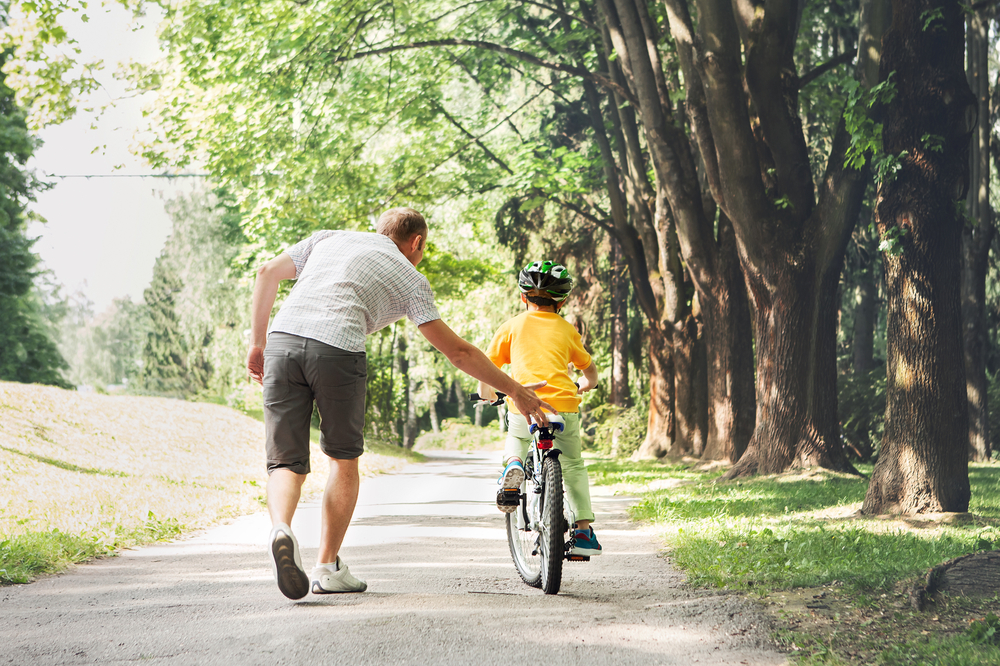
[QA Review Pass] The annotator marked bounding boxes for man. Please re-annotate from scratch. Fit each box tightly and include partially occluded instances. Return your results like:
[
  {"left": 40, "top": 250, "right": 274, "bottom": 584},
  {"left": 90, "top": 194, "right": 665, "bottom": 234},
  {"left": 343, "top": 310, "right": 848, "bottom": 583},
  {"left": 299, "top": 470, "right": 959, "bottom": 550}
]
[{"left": 247, "top": 207, "right": 552, "bottom": 600}]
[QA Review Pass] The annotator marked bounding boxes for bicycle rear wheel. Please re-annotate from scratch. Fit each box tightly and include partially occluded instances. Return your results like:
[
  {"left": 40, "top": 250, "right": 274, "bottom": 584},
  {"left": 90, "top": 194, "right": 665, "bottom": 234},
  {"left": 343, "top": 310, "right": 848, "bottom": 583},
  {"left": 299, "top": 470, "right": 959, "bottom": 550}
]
[
  {"left": 539, "top": 456, "right": 565, "bottom": 595},
  {"left": 506, "top": 482, "right": 541, "bottom": 588}
]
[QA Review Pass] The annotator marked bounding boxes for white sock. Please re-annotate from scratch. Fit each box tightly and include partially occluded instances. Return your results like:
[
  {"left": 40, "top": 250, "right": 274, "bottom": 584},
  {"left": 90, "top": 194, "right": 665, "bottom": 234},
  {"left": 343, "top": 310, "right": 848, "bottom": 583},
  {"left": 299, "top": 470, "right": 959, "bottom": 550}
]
[{"left": 316, "top": 561, "right": 339, "bottom": 571}]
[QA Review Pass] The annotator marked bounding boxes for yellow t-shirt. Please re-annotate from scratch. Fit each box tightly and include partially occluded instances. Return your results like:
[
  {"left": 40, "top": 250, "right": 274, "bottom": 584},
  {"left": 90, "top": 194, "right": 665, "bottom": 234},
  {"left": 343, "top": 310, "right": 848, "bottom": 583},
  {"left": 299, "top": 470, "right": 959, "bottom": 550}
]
[{"left": 486, "top": 311, "right": 593, "bottom": 413}]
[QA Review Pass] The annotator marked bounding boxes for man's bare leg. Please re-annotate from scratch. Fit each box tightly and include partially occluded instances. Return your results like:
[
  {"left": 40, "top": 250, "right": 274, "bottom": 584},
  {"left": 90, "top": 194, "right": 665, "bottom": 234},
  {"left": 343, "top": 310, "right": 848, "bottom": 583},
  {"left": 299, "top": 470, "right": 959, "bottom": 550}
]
[
  {"left": 317, "top": 457, "right": 360, "bottom": 564},
  {"left": 267, "top": 468, "right": 307, "bottom": 526}
]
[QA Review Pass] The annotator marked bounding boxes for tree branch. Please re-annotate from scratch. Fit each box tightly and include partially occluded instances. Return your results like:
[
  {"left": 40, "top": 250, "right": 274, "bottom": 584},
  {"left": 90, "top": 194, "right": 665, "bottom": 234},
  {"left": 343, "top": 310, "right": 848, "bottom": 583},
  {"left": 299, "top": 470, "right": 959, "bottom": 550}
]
[
  {"left": 433, "top": 103, "right": 514, "bottom": 174},
  {"left": 380, "top": 89, "right": 546, "bottom": 206},
  {"left": 799, "top": 51, "right": 854, "bottom": 89},
  {"left": 327, "top": 38, "right": 638, "bottom": 105},
  {"left": 520, "top": 0, "right": 596, "bottom": 29},
  {"left": 445, "top": 49, "right": 525, "bottom": 140}
]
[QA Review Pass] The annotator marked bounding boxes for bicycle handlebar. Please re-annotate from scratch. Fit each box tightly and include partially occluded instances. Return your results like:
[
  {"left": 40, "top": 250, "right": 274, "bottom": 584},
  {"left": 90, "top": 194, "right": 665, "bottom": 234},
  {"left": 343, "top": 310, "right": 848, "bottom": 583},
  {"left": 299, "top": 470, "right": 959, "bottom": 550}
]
[{"left": 469, "top": 391, "right": 506, "bottom": 407}]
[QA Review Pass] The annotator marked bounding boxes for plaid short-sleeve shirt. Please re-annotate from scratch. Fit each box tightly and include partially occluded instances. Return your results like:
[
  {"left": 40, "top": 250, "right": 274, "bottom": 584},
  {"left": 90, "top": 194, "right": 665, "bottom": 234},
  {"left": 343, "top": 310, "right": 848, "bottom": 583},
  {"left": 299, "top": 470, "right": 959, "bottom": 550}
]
[{"left": 269, "top": 230, "right": 441, "bottom": 352}]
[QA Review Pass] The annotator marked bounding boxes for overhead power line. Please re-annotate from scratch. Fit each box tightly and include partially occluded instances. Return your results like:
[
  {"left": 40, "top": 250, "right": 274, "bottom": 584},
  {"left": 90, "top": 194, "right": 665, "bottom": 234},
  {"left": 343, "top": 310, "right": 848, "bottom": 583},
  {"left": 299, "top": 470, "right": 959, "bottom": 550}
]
[{"left": 43, "top": 172, "right": 211, "bottom": 179}]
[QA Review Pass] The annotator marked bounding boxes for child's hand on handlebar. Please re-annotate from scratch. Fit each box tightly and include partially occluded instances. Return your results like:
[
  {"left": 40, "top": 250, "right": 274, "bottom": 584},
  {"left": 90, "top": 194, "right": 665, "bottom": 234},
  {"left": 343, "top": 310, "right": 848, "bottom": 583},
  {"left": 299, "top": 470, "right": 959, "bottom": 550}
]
[{"left": 477, "top": 382, "right": 498, "bottom": 404}]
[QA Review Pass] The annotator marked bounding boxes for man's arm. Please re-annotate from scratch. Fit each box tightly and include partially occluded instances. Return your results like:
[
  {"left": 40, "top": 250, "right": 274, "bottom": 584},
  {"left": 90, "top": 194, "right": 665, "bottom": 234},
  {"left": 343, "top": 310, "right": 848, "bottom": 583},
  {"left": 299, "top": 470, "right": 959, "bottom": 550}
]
[
  {"left": 246, "top": 253, "right": 297, "bottom": 384},
  {"left": 577, "top": 361, "right": 599, "bottom": 394},
  {"left": 418, "top": 319, "right": 553, "bottom": 425}
]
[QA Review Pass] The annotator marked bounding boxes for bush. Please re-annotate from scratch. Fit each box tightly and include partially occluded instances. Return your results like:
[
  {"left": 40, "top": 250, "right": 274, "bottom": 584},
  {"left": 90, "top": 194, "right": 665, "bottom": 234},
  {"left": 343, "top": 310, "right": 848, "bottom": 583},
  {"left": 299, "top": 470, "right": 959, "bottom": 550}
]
[
  {"left": 588, "top": 403, "right": 648, "bottom": 458},
  {"left": 414, "top": 418, "right": 505, "bottom": 451},
  {"left": 838, "top": 368, "right": 886, "bottom": 460}
]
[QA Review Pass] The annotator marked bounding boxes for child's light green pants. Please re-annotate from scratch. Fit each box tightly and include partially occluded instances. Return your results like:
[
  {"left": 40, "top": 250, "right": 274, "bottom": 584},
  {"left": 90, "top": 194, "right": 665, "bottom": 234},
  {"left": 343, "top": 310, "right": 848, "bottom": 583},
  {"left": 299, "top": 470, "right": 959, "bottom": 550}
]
[{"left": 503, "top": 412, "right": 595, "bottom": 523}]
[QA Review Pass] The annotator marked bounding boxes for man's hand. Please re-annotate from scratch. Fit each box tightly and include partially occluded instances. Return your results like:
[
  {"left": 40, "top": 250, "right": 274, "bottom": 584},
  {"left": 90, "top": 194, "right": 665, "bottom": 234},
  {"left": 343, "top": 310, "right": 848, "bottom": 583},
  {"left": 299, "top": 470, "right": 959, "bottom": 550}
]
[
  {"left": 508, "top": 381, "right": 553, "bottom": 427},
  {"left": 247, "top": 345, "right": 264, "bottom": 385}
]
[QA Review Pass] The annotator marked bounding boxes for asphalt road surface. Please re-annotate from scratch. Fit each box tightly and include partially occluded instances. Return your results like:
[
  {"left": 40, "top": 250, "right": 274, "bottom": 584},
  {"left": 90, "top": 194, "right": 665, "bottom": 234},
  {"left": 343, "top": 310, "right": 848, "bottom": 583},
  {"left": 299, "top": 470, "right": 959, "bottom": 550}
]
[{"left": 2, "top": 451, "right": 787, "bottom": 665}]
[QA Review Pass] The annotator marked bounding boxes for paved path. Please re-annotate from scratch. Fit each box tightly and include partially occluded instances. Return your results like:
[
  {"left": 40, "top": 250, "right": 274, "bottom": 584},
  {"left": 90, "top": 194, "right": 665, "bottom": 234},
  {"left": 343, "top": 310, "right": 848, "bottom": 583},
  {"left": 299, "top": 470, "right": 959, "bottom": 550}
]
[{"left": 1, "top": 451, "right": 786, "bottom": 665}]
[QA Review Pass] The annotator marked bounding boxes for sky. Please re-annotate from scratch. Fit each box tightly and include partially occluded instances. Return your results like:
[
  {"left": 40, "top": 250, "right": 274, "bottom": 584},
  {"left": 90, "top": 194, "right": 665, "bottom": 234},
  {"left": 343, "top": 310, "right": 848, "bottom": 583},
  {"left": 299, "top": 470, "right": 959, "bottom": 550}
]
[{"left": 25, "top": 3, "right": 205, "bottom": 314}]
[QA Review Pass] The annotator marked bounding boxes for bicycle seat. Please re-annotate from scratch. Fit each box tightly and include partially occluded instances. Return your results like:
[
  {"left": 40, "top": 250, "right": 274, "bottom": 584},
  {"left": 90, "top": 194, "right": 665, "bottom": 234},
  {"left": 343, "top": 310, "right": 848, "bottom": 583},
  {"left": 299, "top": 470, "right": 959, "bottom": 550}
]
[{"left": 529, "top": 414, "right": 565, "bottom": 434}]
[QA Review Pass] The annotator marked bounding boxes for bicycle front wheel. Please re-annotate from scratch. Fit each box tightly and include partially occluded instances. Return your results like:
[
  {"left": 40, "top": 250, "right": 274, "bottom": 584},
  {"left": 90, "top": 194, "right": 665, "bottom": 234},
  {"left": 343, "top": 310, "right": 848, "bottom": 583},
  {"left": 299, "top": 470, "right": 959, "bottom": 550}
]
[
  {"left": 539, "top": 456, "right": 565, "bottom": 595},
  {"left": 507, "top": 482, "right": 541, "bottom": 588}
]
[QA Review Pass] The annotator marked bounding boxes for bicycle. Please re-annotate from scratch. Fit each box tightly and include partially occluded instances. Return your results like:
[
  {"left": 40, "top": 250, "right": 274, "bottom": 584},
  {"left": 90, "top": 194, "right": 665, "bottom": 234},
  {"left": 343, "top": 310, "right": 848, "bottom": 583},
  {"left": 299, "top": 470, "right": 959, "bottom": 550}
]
[{"left": 470, "top": 392, "right": 590, "bottom": 595}]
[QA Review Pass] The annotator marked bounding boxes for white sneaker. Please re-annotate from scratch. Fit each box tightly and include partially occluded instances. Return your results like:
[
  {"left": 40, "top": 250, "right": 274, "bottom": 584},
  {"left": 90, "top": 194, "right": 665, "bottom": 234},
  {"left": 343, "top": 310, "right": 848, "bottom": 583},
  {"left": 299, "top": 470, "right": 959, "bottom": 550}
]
[
  {"left": 269, "top": 523, "right": 309, "bottom": 600},
  {"left": 311, "top": 556, "right": 368, "bottom": 593}
]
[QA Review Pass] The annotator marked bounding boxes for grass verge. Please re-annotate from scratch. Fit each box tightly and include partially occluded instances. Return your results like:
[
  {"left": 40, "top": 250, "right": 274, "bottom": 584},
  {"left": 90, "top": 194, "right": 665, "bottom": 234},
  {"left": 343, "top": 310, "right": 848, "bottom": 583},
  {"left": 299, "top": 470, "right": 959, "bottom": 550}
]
[{"left": 587, "top": 458, "right": 1000, "bottom": 665}]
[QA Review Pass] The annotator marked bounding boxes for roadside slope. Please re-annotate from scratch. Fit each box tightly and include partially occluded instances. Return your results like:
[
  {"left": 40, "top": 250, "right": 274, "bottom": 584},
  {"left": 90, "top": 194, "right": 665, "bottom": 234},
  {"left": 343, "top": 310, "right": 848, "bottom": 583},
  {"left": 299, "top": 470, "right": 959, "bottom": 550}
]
[{"left": 0, "top": 381, "right": 408, "bottom": 580}]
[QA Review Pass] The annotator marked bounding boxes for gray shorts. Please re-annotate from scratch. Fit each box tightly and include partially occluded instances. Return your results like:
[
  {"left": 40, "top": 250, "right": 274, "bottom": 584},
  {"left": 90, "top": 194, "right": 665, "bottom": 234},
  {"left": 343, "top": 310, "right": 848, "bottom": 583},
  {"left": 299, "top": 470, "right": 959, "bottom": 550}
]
[{"left": 263, "top": 332, "right": 367, "bottom": 474}]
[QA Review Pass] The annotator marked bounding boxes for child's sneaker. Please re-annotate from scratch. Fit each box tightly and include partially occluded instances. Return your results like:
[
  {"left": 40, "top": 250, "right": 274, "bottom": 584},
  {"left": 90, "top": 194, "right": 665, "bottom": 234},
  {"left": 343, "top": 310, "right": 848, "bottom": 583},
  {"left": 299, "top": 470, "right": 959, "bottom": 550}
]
[
  {"left": 497, "top": 459, "right": 525, "bottom": 489},
  {"left": 496, "top": 460, "right": 524, "bottom": 513},
  {"left": 570, "top": 528, "right": 602, "bottom": 557}
]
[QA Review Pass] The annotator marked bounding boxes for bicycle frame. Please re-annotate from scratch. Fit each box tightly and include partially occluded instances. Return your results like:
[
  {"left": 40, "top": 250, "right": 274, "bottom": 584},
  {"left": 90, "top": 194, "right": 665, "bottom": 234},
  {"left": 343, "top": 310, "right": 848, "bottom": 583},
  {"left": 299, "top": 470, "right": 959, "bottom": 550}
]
[{"left": 471, "top": 392, "right": 585, "bottom": 594}]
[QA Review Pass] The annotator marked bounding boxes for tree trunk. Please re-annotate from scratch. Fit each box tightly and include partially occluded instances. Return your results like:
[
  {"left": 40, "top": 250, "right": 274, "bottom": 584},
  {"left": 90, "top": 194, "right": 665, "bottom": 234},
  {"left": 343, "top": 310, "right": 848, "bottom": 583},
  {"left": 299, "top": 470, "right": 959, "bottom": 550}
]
[
  {"left": 726, "top": 261, "right": 855, "bottom": 477},
  {"left": 911, "top": 550, "right": 1000, "bottom": 611},
  {"left": 474, "top": 402, "right": 484, "bottom": 427},
  {"left": 962, "top": 226, "right": 993, "bottom": 462},
  {"left": 671, "top": 314, "right": 702, "bottom": 458},
  {"left": 610, "top": 237, "right": 631, "bottom": 408},
  {"left": 961, "top": 9, "right": 994, "bottom": 463},
  {"left": 635, "top": 325, "right": 674, "bottom": 458},
  {"left": 404, "top": 374, "right": 418, "bottom": 449},
  {"left": 691, "top": 314, "right": 708, "bottom": 459},
  {"left": 862, "top": 0, "right": 974, "bottom": 515},
  {"left": 453, "top": 378, "right": 466, "bottom": 421},
  {"left": 429, "top": 391, "right": 440, "bottom": 434},
  {"left": 397, "top": 332, "right": 409, "bottom": 447},
  {"left": 852, "top": 260, "right": 879, "bottom": 374},
  {"left": 699, "top": 213, "right": 755, "bottom": 463}
]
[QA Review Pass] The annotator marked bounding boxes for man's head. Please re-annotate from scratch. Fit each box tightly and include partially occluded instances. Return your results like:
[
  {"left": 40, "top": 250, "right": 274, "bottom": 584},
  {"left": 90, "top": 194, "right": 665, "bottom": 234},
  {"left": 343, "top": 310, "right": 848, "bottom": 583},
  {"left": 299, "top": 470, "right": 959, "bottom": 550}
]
[
  {"left": 517, "top": 260, "right": 573, "bottom": 312},
  {"left": 377, "top": 207, "right": 428, "bottom": 266}
]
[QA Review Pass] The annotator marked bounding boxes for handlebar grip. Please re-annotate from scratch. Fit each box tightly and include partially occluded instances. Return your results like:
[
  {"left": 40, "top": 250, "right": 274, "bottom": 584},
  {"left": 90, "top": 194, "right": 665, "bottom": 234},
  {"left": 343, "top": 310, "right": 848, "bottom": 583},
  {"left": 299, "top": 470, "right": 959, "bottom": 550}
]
[{"left": 469, "top": 392, "right": 506, "bottom": 406}]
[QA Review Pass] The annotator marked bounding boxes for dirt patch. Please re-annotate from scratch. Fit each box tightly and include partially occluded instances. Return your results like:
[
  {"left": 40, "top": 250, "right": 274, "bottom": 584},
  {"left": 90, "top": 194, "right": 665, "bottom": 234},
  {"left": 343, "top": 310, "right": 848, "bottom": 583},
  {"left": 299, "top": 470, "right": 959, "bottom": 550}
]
[{"left": 767, "top": 581, "right": 1000, "bottom": 662}]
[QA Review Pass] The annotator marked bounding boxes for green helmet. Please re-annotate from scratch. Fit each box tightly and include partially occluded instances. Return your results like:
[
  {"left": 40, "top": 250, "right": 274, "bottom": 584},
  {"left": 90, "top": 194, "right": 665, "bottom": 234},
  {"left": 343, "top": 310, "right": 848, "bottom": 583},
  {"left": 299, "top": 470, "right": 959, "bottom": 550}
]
[{"left": 517, "top": 260, "right": 573, "bottom": 302}]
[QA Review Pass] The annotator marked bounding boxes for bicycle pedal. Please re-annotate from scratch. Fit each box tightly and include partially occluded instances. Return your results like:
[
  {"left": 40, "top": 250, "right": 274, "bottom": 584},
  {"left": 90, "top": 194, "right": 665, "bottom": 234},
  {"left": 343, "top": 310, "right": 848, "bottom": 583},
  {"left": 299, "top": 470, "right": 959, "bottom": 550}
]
[
  {"left": 566, "top": 555, "right": 591, "bottom": 562},
  {"left": 496, "top": 488, "right": 520, "bottom": 508}
]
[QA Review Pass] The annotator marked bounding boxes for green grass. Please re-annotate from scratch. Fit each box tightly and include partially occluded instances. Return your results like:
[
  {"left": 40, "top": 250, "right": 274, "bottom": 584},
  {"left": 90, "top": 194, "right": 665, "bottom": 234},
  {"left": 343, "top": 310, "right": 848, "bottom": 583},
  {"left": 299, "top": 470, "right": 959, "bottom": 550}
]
[
  {"left": 414, "top": 419, "right": 505, "bottom": 451},
  {"left": 597, "top": 459, "right": 1000, "bottom": 664},
  {"left": 1, "top": 512, "right": 183, "bottom": 584},
  {"left": 588, "top": 459, "right": 706, "bottom": 486}
]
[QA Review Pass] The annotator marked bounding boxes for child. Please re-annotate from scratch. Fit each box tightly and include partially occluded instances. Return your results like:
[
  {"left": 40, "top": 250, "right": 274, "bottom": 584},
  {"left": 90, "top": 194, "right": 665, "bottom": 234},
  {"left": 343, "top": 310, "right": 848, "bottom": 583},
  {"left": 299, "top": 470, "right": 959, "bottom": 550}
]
[{"left": 478, "top": 260, "right": 602, "bottom": 557}]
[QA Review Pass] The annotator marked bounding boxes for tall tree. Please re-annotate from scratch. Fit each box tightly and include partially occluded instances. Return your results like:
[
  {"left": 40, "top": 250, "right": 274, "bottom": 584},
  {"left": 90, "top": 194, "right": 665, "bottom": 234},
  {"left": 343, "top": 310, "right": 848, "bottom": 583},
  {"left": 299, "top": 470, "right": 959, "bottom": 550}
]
[
  {"left": 609, "top": 237, "right": 631, "bottom": 408},
  {"left": 960, "top": 6, "right": 994, "bottom": 463},
  {"left": 139, "top": 255, "right": 192, "bottom": 396},
  {"left": 610, "top": 0, "right": 887, "bottom": 475},
  {"left": 0, "top": 42, "right": 68, "bottom": 388},
  {"left": 862, "top": 0, "right": 975, "bottom": 515}
]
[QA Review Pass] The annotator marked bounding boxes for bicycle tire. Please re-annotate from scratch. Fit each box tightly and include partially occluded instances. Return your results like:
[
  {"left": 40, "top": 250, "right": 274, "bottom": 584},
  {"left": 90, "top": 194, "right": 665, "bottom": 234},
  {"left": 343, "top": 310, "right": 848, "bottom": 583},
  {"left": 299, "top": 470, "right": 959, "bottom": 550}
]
[
  {"left": 539, "top": 456, "right": 565, "bottom": 595},
  {"left": 507, "top": 482, "right": 542, "bottom": 587}
]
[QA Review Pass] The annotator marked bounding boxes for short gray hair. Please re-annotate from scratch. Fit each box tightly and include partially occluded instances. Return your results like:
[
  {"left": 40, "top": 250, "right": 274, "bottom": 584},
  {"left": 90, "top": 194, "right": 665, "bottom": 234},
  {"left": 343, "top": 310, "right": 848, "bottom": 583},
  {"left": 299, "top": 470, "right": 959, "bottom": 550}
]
[{"left": 376, "top": 207, "right": 428, "bottom": 243}]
